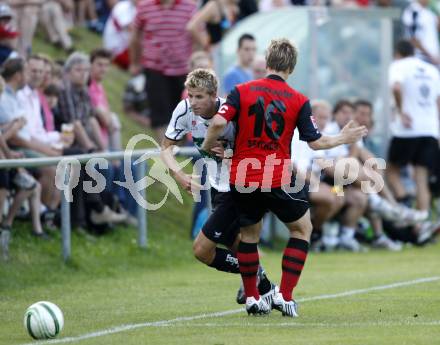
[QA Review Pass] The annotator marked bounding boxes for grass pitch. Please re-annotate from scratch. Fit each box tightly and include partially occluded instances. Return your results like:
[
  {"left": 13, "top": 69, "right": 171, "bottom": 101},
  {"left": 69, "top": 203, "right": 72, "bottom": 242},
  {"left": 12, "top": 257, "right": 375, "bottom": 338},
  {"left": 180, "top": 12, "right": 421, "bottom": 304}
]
[{"left": 1, "top": 233, "right": 439, "bottom": 345}]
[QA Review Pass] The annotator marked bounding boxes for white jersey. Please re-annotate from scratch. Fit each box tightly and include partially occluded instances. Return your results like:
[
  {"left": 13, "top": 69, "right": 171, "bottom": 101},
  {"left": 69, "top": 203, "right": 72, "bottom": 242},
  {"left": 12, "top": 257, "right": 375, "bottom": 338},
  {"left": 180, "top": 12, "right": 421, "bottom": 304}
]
[
  {"left": 165, "top": 97, "right": 235, "bottom": 192},
  {"left": 402, "top": 2, "right": 440, "bottom": 63},
  {"left": 389, "top": 56, "right": 440, "bottom": 138},
  {"left": 103, "top": 1, "right": 136, "bottom": 56}
]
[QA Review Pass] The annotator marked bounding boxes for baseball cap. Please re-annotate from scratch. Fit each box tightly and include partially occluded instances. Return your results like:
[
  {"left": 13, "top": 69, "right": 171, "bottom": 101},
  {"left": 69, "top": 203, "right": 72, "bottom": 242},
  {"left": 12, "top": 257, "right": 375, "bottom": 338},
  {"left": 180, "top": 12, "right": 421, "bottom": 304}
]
[{"left": 0, "top": 3, "right": 14, "bottom": 19}]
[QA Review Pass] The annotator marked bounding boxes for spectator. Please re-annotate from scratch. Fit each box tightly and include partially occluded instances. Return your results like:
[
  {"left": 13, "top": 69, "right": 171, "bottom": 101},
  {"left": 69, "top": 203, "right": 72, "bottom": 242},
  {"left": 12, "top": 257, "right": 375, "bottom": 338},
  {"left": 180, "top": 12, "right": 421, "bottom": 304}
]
[
  {"left": 353, "top": 99, "right": 381, "bottom": 157},
  {"left": 0, "top": 58, "right": 64, "bottom": 219},
  {"left": 402, "top": 0, "right": 440, "bottom": 65},
  {"left": 0, "top": 3, "right": 19, "bottom": 66},
  {"left": 252, "top": 55, "right": 266, "bottom": 80},
  {"left": 387, "top": 40, "right": 440, "bottom": 217},
  {"left": 39, "top": 0, "right": 74, "bottom": 53},
  {"left": 186, "top": 0, "right": 238, "bottom": 51},
  {"left": 129, "top": 0, "right": 196, "bottom": 141},
  {"left": 9, "top": 0, "right": 43, "bottom": 56},
  {"left": 56, "top": 52, "right": 106, "bottom": 152},
  {"left": 103, "top": 0, "right": 137, "bottom": 70},
  {"left": 88, "top": 48, "right": 122, "bottom": 152},
  {"left": 237, "top": 0, "right": 257, "bottom": 20},
  {"left": 222, "top": 33, "right": 256, "bottom": 95},
  {"left": 259, "top": 0, "right": 291, "bottom": 12}
]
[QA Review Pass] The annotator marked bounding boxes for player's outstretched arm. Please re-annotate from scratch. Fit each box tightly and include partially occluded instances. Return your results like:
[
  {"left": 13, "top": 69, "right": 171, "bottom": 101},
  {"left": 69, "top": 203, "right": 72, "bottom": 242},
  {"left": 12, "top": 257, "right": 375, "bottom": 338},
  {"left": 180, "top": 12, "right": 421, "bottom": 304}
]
[
  {"left": 201, "top": 114, "right": 227, "bottom": 153},
  {"left": 160, "top": 137, "right": 202, "bottom": 193},
  {"left": 308, "top": 120, "right": 368, "bottom": 151}
]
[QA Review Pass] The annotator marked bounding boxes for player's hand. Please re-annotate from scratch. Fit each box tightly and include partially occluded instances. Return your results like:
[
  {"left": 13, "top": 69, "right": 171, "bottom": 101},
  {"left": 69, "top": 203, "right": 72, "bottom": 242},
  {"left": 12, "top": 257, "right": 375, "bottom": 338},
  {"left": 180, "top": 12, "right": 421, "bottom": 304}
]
[
  {"left": 175, "top": 172, "right": 203, "bottom": 195},
  {"left": 400, "top": 113, "right": 412, "bottom": 129},
  {"left": 340, "top": 120, "right": 368, "bottom": 144}
]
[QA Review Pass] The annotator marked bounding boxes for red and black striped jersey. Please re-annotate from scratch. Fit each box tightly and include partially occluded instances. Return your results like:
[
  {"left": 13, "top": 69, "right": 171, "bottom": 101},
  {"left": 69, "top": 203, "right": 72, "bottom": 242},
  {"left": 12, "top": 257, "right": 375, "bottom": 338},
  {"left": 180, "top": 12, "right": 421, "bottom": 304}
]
[{"left": 218, "top": 75, "right": 321, "bottom": 188}]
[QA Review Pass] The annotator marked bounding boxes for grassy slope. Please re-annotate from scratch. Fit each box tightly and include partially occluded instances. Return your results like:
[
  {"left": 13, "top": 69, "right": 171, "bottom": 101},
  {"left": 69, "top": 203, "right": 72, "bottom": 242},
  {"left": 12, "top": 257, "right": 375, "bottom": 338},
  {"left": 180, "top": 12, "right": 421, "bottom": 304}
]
[{"left": 1, "top": 28, "right": 195, "bottom": 291}]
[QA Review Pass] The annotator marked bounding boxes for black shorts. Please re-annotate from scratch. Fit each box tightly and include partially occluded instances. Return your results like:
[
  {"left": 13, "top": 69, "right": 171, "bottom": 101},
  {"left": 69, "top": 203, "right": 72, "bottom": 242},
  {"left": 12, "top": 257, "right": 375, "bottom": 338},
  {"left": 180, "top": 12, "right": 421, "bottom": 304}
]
[
  {"left": 144, "top": 69, "right": 186, "bottom": 129},
  {"left": 0, "top": 169, "right": 11, "bottom": 189},
  {"left": 230, "top": 183, "right": 310, "bottom": 227},
  {"left": 201, "top": 189, "right": 240, "bottom": 247},
  {"left": 388, "top": 136, "right": 439, "bottom": 170}
]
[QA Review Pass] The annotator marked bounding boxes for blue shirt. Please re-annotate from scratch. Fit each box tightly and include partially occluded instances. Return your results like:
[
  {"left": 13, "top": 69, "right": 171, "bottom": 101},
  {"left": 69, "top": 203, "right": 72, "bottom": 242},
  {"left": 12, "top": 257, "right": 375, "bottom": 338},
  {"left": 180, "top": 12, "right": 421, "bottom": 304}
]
[{"left": 222, "top": 65, "right": 252, "bottom": 95}]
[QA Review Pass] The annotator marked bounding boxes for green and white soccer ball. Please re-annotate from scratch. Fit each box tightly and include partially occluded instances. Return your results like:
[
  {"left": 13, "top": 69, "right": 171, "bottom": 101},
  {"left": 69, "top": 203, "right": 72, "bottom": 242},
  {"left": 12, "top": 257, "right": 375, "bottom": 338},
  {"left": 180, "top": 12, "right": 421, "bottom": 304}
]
[{"left": 24, "top": 301, "right": 64, "bottom": 339}]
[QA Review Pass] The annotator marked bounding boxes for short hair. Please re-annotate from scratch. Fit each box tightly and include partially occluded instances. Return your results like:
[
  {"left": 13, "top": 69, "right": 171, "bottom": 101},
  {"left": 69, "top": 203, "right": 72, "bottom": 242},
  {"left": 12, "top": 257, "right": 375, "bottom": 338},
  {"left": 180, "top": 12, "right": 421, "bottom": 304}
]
[
  {"left": 44, "top": 84, "right": 60, "bottom": 97},
  {"left": 354, "top": 99, "right": 372, "bottom": 111},
  {"left": 311, "top": 99, "right": 331, "bottom": 113},
  {"left": 64, "top": 52, "right": 90, "bottom": 72},
  {"left": 238, "top": 33, "right": 255, "bottom": 49},
  {"left": 184, "top": 68, "right": 218, "bottom": 95},
  {"left": 90, "top": 48, "right": 112, "bottom": 63},
  {"left": 395, "top": 40, "right": 414, "bottom": 58},
  {"left": 333, "top": 99, "right": 354, "bottom": 115},
  {"left": 265, "top": 38, "right": 297, "bottom": 74},
  {"left": 1, "top": 58, "right": 25, "bottom": 80}
]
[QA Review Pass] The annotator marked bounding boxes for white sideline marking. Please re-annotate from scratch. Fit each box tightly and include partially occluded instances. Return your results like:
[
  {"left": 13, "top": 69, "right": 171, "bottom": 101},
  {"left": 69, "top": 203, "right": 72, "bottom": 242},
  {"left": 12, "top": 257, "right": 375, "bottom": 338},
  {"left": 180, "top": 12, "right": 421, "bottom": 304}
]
[
  {"left": 160, "top": 320, "right": 440, "bottom": 328},
  {"left": 20, "top": 276, "right": 440, "bottom": 345}
]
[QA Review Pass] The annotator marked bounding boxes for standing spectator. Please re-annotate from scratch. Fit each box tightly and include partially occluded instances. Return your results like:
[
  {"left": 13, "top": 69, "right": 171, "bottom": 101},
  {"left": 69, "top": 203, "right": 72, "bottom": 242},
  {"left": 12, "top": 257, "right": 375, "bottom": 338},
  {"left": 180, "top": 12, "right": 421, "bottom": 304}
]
[
  {"left": 387, "top": 40, "right": 440, "bottom": 217},
  {"left": 186, "top": 0, "right": 238, "bottom": 51},
  {"left": 237, "top": 0, "right": 257, "bottom": 20},
  {"left": 129, "top": 0, "right": 196, "bottom": 141},
  {"left": 402, "top": 0, "right": 440, "bottom": 66},
  {"left": 222, "top": 33, "right": 256, "bottom": 95},
  {"left": 39, "top": 0, "right": 74, "bottom": 53},
  {"left": 103, "top": 0, "right": 137, "bottom": 70},
  {"left": 9, "top": 0, "right": 43, "bottom": 56},
  {"left": 0, "top": 3, "right": 19, "bottom": 66}
]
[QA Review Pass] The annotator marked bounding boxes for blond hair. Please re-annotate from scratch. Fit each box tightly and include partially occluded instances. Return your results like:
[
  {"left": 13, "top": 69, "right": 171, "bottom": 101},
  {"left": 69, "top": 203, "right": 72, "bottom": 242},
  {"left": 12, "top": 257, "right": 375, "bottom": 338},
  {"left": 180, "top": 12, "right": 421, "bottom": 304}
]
[
  {"left": 265, "top": 38, "right": 298, "bottom": 74},
  {"left": 184, "top": 68, "right": 218, "bottom": 95}
]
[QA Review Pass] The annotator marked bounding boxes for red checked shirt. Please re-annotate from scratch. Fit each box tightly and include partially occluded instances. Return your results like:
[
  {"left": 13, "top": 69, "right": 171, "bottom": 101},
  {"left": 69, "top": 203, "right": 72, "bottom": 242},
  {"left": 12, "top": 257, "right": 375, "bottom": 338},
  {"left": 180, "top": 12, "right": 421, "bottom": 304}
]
[
  {"left": 134, "top": 0, "right": 196, "bottom": 76},
  {"left": 219, "top": 75, "right": 321, "bottom": 188}
]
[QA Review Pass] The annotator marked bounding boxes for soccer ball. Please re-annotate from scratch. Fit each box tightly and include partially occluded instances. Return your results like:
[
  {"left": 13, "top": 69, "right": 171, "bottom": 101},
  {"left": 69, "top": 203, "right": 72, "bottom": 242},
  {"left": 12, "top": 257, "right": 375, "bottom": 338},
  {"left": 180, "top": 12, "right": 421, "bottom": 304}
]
[{"left": 23, "top": 301, "right": 64, "bottom": 339}]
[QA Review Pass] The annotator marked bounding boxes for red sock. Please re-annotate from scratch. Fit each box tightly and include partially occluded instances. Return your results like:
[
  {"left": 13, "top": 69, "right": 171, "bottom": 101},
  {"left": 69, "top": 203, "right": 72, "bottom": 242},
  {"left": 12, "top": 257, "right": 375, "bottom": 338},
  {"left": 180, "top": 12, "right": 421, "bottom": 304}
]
[
  {"left": 280, "top": 238, "right": 309, "bottom": 301},
  {"left": 237, "top": 241, "right": 259, "bottom": 300}
]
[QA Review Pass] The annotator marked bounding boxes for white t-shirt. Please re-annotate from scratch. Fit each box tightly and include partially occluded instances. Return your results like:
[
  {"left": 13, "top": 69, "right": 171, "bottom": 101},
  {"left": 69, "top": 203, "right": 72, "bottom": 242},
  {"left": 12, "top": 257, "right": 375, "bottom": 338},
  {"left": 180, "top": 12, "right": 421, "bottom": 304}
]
[
  {"left": 103, "top": 0, "right": 136, "bottom": 56},
  {"left": 402, "top": 1, "right": 440, "bottom": 62},
  {"left": 165, "top": 98, "right": 235, "bottom": 192},
  {"left": 389, "top": 56, "right": 440, "bottom": 138}
]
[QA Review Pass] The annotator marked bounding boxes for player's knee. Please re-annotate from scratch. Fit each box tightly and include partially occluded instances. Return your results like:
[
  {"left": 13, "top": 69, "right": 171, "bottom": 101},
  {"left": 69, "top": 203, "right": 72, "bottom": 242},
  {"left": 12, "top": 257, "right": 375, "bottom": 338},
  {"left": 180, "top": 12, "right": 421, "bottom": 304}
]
[{"left": 192, "top": 242, "right": 211, "bottom": 265}]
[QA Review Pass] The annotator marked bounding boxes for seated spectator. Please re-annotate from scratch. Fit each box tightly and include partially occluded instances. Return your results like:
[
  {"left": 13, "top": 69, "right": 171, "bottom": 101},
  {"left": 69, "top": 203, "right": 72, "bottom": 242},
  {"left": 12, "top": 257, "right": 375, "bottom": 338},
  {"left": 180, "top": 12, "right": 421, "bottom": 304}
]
[
  {"left": 353, "top": 99, "right": 381, "bottom": 157},
  {"left": 0, "top": 3, "right": 19, "bottom": 66},
  {"left": 10, "top": 0, "right": 43, "bottom": 56},
  {"left": 103, "top": 0, "right": 137, "bottom": 70},
  {"left": 222, "top": 33, "right": 256, "bottom": 95},
  {"left": 252, "top": 55, "right": 266, "bottom": 80},
  {"left": 39, "top": 0, "right": 74, "bottom": 53},
  {"left": 56, "top": 52, "right": 106, "bottom": 152},
  {"left": 88, "top": 48, "right": 121, "bottom": 152}
]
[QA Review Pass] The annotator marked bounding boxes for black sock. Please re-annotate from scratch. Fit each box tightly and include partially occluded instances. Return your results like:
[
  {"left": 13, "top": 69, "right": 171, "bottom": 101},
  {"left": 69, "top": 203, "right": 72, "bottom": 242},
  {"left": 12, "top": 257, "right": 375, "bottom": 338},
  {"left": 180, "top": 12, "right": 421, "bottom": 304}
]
[
  {"left": 258, "top": 272, "right": 272, "bottom": 295},
  {"left": 208, "top": 248, "right": 240, "bottom": 273}
]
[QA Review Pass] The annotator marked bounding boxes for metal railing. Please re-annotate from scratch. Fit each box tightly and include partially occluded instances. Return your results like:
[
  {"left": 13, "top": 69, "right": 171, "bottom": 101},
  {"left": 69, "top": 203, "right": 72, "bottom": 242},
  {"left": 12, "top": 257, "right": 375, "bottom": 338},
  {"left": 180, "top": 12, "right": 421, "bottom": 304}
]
[{"left": 0, "top": 147, "right": 199, "bottom": 261}]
